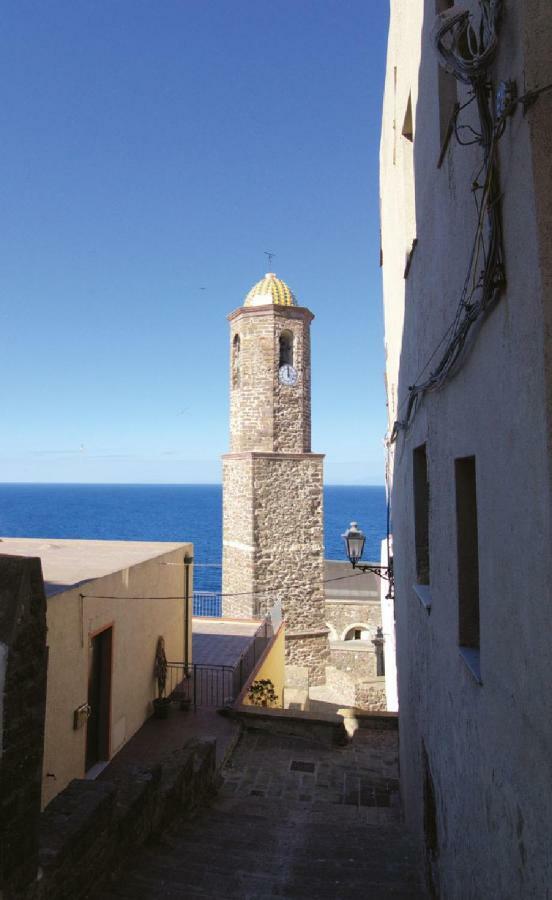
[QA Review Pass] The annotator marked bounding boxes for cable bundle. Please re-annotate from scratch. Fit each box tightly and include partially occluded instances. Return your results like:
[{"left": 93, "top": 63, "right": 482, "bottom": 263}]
[{"left": 390, "top": 0, "right": 505, "bottom": 443}]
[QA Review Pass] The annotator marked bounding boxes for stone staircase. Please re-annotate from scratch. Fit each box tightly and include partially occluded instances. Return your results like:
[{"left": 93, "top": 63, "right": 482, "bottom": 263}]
[{"left": 101, "top": 728, "right": 426, "bottom": 899}]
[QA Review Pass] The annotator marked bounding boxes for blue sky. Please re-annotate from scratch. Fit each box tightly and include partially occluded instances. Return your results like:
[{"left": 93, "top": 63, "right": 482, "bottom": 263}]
[{"left": 1, "top": 1, "right": 389, "bottom": 485}]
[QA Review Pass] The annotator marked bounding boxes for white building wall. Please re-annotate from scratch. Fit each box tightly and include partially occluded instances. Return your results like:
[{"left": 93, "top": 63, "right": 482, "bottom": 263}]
[
  {"left": 381, "top": 2, "right": 552, "bottom": 897},
  {"left": 379, "top": 539, "right": 397, "bottom": 712}
]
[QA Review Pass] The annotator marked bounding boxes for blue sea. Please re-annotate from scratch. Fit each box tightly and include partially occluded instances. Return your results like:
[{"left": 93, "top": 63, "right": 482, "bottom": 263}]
[{"left": 0, "top": 483, "right": 386, "bottom": 592}]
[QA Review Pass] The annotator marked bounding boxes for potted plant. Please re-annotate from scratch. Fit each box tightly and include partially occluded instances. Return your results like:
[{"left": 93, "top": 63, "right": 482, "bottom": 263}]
[
  {"left": 247, "top": 679, "right": 279, "bottom": 708},
  {"left": 153, "top": 636, "right": 171, "bottom": 719}
]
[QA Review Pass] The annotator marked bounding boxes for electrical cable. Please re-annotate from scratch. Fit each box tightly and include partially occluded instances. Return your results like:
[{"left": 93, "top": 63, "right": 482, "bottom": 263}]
[
  {"left": 390, "top": 0, "right": 506, "bottom": 444},
  {"left": 80, "top": 569, "right": 372, "bottom": 602}
]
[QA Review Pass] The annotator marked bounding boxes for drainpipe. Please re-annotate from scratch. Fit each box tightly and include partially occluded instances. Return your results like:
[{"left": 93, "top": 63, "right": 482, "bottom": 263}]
[{"left": 184, "top": 554, "right": 193, "bottom": 674}]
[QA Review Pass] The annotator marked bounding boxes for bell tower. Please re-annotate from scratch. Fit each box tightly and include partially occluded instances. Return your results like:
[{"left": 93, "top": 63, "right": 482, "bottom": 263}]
[{"left": 222, "top": 273, "right": 329, "bottom": 685}]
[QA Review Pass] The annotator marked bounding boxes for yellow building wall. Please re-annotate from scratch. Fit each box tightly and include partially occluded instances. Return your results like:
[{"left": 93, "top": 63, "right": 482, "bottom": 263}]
[
  {"left": 42, "top": 543, "right": 192, "bottom": 808},
  {"left": 242, "top": 624, "right": 285, "bottom": 708}
]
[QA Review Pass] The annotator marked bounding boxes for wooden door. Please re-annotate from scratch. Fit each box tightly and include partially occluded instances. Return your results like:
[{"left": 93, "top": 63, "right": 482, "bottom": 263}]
[{"left": 85, "top": 627, "right": 112, "bottom": 771}]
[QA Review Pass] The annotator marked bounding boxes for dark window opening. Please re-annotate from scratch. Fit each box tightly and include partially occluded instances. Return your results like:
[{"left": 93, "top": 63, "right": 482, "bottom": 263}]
[
  {"left": 455, "top": 456, "right": 480, "bottom": 649},
  {"left": 354, "top": 629, "right": 362, "bottom": 640},
  {"left": 413, "top": 444, "right": 430, "bottom": 585},
  {"left": 402, "top": 92, "right": 413, "bottom": 142},
  {"left": 232, "top": 333, "right": 240, "bottom": 387},
  {"left": 279, "top": 330, "right": 293, "bottom": 367}
]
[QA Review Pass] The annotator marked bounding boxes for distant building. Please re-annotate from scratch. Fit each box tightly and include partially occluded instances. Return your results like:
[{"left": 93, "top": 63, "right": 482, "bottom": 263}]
[
  {"left": 222, "top": 273, "right": 330, "bottom": 685},
  {"left": 0, "top": 537, "right": 191, "bottom": 807},
  {"left": 323, "top": 560, "right": 386, "bottom": 710},
  {"left": 381, "top": 1, "right": 552, "bottom": 896}
]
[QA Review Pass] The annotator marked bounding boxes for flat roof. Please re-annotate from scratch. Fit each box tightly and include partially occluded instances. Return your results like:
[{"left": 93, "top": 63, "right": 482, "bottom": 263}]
[
  {"left": 0, "top": 537, "right": 188, "bottom": 597},
  {"left": 324, "top": 559, "right": 380, "bottom": 600}
]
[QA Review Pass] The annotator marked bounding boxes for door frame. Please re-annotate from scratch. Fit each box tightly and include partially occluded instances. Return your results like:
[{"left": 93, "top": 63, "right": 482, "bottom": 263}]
[{"left": 85, "top": 622, "right": 114, "bottom": 771}]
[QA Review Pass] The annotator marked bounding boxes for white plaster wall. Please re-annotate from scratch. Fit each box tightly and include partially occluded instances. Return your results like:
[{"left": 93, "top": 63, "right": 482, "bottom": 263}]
[
  {"left": 42, "top": 543, "right": 190, "bottom": 808},
  {"left": 381, "top": 1, "right": 552, "bottom": 896},
  {"left": 380, "top": 539, "right": 398, "bottom": 712}
]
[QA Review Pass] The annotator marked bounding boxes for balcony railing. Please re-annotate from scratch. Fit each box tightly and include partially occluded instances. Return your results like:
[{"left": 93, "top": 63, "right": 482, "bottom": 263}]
[
  {"left": 193, "top": 591, "right": 222, "bottom": 617},
  {"left": 166, "top": 618, "right": 273, "bottom": 710}
]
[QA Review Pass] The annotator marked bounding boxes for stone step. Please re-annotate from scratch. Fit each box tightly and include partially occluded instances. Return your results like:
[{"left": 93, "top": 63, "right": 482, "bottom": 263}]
[{"left": 99, "top": 727, "right": 426, "bottom": 899}]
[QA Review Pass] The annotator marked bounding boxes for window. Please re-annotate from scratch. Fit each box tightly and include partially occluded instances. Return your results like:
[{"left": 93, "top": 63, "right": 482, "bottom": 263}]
[
  {"left": 435, "top": 0, "right": 458, "bottom": 162},
  {"left": 413, "top": 444, "right": 430, "bottom": 584},
  {"left": 343, "top": 625, "right": 369, "bottom": 642},
  {"left": 279, "top": 330, "right": 293, "bottom": 367},
  {"left": 455, "top": 456, "right": 480, "bottom": 650},
  {"left": 232, "top": 334, "right": 240, "bottom": 387},
  {"left": 402, "top": 92, "right": 413, "bottom": 142}
]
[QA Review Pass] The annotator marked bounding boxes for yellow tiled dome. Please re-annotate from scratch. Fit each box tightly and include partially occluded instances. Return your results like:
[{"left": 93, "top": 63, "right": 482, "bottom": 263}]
[{"left": 244, "top": 273, "right": 297, "bottom": 307}]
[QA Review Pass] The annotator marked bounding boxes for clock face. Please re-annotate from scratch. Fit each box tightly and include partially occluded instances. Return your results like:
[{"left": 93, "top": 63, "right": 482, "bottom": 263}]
[{"left": 279, "top": 364, "right": 298, "bottom": 386}]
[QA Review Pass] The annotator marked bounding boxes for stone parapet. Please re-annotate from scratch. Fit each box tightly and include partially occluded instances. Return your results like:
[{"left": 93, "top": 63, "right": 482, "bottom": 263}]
[{"left": 27, "top": 739, "right": 216, "bottom": 900}]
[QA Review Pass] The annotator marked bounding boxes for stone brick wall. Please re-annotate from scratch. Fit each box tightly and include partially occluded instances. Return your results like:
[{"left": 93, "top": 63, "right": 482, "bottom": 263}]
[
  {"left": 222, "top": 455, "right": 255, "bottom": 618},
  {"left": 325, "top": 600, "right": 382, "bottom": 642},
  {"left": 222, "top": 452, "right": 329, "bottom": 682},
  {"left": 331, "top": 645, "right": 379, "bottom": 680},
  {"left": 354, "top": 680, "right": 387, "bottom": 712},
  {"left": 0, "top": 555, "right": 48, "bottom": 896},
  {"left": 285, "top": 634, "right": 330, "bottom": 687},
  {"left": 228, "top": 305, "right": 313, "bottom": 454}
]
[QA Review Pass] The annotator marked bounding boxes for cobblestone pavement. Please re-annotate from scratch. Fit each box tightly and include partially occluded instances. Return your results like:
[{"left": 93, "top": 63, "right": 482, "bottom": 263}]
[{"left": 103, "top": 725, "right": 426, "bottom": 899}]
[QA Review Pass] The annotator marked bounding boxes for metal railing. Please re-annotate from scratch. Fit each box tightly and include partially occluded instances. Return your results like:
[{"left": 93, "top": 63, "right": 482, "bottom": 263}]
[
  {"left": 166, "top": 619, "right": 273, "bottom": 710},
  {"left": 193, "top": 591, "right": 222, "bottom": 617}
]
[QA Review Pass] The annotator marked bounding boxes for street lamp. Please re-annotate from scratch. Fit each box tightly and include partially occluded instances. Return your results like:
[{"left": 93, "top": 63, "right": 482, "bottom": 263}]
[{"left": 341, "top": 521, "right": 393, "bottom": 588}]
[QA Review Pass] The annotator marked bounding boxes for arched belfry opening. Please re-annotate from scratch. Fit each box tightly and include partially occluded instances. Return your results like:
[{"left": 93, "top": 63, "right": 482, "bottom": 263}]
[
  {"left": 232, "top": 333, "right": 240, "bottom": 387},
  {"left": 279, "top": 330, "right": 294, "bottom": 367}
]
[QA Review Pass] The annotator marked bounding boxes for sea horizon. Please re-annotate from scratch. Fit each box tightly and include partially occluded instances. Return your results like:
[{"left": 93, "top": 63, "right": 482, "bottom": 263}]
[{"left": 0, "top": 482, "right": 387, "bottom": 592}]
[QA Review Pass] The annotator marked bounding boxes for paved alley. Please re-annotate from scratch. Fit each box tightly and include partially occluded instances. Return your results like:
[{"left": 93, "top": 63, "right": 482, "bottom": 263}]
[{"left": 101, "top": 723, "right": 426, "bottom": 899}]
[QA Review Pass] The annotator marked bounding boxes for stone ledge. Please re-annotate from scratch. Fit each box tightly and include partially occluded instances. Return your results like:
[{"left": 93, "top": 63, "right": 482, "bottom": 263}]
[
  {"left": 286, "top": 627, "right": 330, "bottom": 639},
  {"left": 339, "top": 709, "right": 399, "bottom": 730},
  {"left": 222, "top": 451, "right": 325, "bottom": 461},
  {"left": 227, "top": 304, "right": 315, "bottom": 323},
  {"left": 221, "top": 704, "right": 349, "bottom": 746}
]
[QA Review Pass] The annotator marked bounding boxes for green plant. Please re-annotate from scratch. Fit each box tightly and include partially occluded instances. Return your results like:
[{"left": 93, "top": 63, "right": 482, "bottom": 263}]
[{"left": 247, "top": 679, "right": 279, "bottom": 708}]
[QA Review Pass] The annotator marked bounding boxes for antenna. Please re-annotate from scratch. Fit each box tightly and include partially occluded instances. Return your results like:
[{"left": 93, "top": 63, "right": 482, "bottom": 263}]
[{"left": 264, "top": 250, "right": 276, "bottom": 270}]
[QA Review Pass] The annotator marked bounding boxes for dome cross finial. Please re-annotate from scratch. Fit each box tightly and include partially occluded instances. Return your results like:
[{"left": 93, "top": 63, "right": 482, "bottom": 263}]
[{"left": 264, "top": 249, "right": 276, "bottom": 269}]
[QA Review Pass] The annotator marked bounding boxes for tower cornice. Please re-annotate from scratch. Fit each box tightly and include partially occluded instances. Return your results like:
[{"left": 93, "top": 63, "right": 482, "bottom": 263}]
[
  {"left": 227, "top": 304, "right": 315, "bottom": 324},
  {"left": 222, "top": 451, "right": 325, "bottom": 461}
]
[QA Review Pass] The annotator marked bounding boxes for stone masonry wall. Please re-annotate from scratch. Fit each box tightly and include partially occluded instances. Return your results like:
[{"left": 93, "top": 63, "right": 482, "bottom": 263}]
[
  {"left": 228, "top": 306, "right": 313, "bottom": 454},
  {"left": 273, "top": 314, "right": 311, "bottom": 453},
  {"left": 0, "top": 555, "right": 48, "bottom": 897},
  {"left": 331, "top": 646, "right": 379, "bottom": 680},
  {"left": 354, "top": 680, "right": 387, "bottom": 712},
  {"left": 252, "top": 454, "right": 329, "bottom": 684},
  {"left": 324, "top": 600, "right": 382, "bottom": 641},
  {"left": 222, "top": 452, "right": 329, "bottom": 682},
  {"left": 285, "top": 635, "right": 330, "bottom": 687},
  {"left": 222, "top": 455, "right": 256, "bottom": 618}
]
